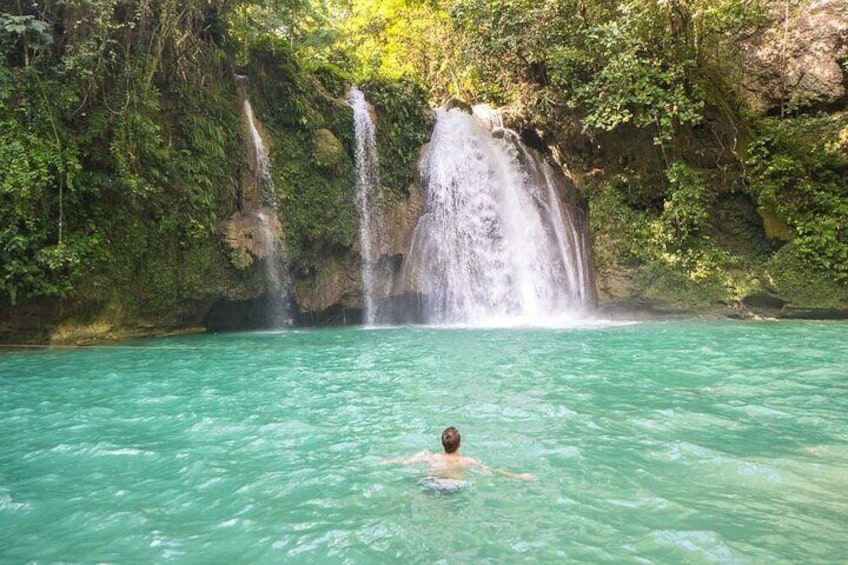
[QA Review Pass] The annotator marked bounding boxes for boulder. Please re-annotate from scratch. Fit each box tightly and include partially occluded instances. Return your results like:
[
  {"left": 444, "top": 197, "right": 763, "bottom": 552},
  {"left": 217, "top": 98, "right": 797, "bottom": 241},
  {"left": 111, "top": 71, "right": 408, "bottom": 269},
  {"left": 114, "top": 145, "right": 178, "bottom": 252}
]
[
  {"left": 313, "top": 128, "right": 346, "bottom": 168},
  {"left": 741, "top": 0, "right": 848, "bottom": 113},
  {"left": 445, "top": 99, "right": 473, "bottom": 113}
]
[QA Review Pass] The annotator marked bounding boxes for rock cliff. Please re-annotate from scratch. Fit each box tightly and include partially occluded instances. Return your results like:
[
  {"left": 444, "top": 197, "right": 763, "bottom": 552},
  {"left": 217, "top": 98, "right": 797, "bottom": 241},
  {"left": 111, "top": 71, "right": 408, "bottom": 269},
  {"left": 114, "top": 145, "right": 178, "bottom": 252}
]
[{"left": 742, "top": 0, "right": 848, "bottom": 113}]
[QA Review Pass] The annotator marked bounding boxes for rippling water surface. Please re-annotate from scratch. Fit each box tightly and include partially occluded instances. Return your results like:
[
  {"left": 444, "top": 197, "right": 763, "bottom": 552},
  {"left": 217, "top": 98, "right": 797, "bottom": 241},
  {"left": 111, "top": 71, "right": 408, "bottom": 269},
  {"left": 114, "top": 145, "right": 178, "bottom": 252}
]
[{"left": 1, "top": 320, "right": 846, "bottom": 563}]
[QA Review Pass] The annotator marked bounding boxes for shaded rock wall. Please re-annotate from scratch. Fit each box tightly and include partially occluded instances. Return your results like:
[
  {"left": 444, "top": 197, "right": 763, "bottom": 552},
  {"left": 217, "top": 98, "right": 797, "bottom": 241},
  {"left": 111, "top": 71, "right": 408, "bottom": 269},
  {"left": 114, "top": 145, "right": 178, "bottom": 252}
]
[{"left": 742, "top": 0, "right": 848, "bottom": 113}]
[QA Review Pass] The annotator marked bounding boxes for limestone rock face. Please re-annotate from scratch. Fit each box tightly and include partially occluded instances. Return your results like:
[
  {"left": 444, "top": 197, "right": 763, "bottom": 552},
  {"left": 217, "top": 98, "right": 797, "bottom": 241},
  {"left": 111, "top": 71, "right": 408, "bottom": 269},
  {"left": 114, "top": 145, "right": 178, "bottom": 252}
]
[
  {"left": 289, "top": 179, "right": 425, "bottom": 317},
  {"left": 294, "top": 253, "right": 361, "bottom": 313},
  {"left": 376, "top": 180, "right": 424, "bottom": 262},
  {"left": 219, "top": 208, "right": 283, "bottom": 271},
  {"left": 742, "top": 0, "right": 848, "bottom": 113}
]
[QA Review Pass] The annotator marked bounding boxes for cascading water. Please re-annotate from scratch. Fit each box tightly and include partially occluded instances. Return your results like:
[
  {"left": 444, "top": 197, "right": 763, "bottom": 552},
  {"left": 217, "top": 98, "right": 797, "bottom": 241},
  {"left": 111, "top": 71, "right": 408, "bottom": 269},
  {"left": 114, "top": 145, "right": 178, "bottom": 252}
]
[
  {"left": 244, "top": 100, "right": 277, "bottom": 209},
  {"left": 243, "top": 99, "right": 291, "bottom": 327},
  {"left": 349, "top": 87, "right": 383, "bottom": 325},
  {"left": 402, "top": 106, "right": 595, "bottom": 325}
]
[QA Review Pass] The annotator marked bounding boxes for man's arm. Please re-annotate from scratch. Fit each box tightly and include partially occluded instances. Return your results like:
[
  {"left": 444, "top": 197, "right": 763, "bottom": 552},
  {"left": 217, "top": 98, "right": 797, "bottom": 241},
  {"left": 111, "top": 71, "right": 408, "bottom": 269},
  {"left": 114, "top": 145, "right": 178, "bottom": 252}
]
[
  {"left": 492, "top": 468, "right": 535, "bottom": 481},
  {"left": 474, "top": 460, "right": 534, "bottom": 481}
]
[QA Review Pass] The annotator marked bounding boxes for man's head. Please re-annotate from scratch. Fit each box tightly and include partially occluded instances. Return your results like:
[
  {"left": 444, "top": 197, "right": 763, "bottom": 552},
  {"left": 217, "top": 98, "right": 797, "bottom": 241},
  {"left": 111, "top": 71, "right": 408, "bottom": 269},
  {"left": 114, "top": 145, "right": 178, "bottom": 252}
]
[{"left": 441, "top": 426, "right": 461, "bottom": 454}]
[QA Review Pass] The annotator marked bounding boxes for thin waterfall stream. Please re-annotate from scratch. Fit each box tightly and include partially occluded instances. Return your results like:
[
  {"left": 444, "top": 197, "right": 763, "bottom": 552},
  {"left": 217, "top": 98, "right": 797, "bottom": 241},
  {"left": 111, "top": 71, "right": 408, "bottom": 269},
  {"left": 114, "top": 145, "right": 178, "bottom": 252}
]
[
  {"left": 243, "top": 99, "right": 291, "bottom": 327},
  {"left": 349, "top": 87, "right": 382, "bottom": 325}
]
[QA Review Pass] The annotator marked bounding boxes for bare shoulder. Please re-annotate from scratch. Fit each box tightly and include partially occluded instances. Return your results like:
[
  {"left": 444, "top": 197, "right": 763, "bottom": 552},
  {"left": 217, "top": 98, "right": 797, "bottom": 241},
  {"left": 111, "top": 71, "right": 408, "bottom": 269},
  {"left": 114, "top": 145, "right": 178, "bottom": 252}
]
[
  {"left": 383, "top": 450, "right": 434, "bottom": 465},
  {"left": 408, "top": 450, "right": 436, "bottom": 463},
  {"left": 427, "top": 453, "right": 472, "bottom": 467}
]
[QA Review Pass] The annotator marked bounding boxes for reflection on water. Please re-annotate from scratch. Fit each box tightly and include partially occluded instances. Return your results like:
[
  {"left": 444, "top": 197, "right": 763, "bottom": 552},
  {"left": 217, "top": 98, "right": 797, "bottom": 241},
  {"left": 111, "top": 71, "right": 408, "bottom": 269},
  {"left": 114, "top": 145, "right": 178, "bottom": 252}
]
[{"left": 1, "top": 320, "right": 847, "bottom": 562}]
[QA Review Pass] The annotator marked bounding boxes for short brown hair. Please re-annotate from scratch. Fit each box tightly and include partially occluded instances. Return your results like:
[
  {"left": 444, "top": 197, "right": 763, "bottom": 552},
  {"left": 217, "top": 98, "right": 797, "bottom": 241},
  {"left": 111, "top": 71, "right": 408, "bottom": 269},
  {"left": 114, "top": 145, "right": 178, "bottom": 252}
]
[{"left": 441, "top": 426, "right": 461, "bottom": 453}]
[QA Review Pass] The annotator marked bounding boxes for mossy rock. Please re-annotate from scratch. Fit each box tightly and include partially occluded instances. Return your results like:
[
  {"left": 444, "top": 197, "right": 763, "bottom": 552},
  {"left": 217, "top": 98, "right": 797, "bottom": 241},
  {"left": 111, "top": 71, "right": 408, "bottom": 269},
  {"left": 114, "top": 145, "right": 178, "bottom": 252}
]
[
  {"left": 636, "top": 264, "right": 729, "bottom": 312},
  {"left": 313, "top": 128, "right": 346, "bottom": 169},
  {"left": 765, "top": 243, "right": 848, "bottom": 309},
  {"left": 445, "top": 99, "right": 473, "bottom": 114},
  {"left": 757, "top": 202, "right": 794, "bottom": 241}
]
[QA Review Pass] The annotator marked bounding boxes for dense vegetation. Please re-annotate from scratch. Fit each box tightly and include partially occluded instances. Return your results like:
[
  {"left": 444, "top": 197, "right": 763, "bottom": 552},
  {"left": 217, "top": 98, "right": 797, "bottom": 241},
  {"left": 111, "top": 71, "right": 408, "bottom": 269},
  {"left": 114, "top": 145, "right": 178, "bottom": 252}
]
[
  {"left": 1, "top": 1, "right": 243, "bottom": 310},
  {"left": 1, "top": 0, "right": 845, "bottom": 335},
  {"left": 328, "top": 0, "right": 847, "bottom": 312}
]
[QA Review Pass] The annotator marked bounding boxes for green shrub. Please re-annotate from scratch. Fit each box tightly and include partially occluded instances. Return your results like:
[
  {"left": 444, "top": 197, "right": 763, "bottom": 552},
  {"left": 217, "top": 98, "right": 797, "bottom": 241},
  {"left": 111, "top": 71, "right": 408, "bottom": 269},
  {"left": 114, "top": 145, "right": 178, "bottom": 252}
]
[
  {"left": 360, "top": 77, "right": 431, "bottom": 193},
  {"left": 746, "top": 116, "right": 848, "bottom": 281}
]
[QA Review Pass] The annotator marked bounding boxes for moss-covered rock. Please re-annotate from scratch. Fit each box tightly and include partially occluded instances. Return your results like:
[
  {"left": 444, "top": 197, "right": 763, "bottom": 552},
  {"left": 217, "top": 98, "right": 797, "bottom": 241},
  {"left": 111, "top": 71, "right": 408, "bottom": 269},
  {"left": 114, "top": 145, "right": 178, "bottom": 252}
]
[
  {"left": 757, "top": 202, "right": 794, "bottom": 241},
  {"left": 765, "top": 243, "right": 848, "bottom": 310},
  {"left": 313, "top": 128, "right": 346, "bottom": 169}
]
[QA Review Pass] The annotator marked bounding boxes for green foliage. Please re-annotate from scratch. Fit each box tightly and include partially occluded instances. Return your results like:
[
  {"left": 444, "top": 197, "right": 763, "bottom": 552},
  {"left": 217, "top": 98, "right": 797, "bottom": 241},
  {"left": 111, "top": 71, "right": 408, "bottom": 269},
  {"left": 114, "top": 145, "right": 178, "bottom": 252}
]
[
  {"left": 0, "top": 113, "right": 95, "bottom": 303},
  {"left": 571, "top": 20, "right": 704, "bottom": 146},
  {"left": 229, "top": 0, "right": 326, "bottom": 67},
  {"left": 247, "top": 39, "right": 312, "bottom": 127},
  {"left": 587, "top": 178, "right": 652, "bottom": 271},
  {"left": 450, "top": 0, "right": 763, "bottom": 150},
  {"left": 0, "top": 0, "right": 243, "bottom": 308},
  {"left": 746, "top": 115, "right": 848, "bottom": 281},
  {"left": 0, "top": 12, "right": 53, "bottom": 67},
  {"left": 451, "top": 0, "right": 581, "bottom": 102},
  {"left": 0, "top": 13, "right": 50, "bottom": 38},
  {"left": 589, "top": 160, "right": 727, "bottom": 288},
  {"left": 361, "top": 77, "right": 431, "bottom": 192},
  {"left": 657, "top": 162, "right": 710, "bottom": 250}
]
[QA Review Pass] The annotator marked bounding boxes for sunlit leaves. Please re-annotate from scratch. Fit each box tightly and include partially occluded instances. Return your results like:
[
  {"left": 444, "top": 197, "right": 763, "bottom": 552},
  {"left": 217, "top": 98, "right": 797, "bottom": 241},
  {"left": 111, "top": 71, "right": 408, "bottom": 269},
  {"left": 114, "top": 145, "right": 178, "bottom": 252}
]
[
  {"left": 574, "top": 19, "right": 704, "bottom": 144},
  {"left": 229, "top": 0, "right": 328, "bottom": 66},
  {"left": 326, "top": 0, "right": 460, "bottom": 98}
]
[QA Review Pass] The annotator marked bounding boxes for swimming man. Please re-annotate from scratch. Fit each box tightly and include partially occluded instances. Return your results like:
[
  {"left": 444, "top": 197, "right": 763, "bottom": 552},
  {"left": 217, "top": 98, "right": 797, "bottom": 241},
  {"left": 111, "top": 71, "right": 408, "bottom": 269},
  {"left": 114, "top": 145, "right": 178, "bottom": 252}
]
[{"left": 383, "top": 426, "right": 534, "bottom": 481}]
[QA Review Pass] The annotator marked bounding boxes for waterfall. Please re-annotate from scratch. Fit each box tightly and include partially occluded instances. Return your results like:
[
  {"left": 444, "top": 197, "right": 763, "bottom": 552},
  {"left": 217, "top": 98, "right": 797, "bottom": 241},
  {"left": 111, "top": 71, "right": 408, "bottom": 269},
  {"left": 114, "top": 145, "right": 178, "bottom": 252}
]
[
  {"left": 402, "top": 106, "right": 594, "bottom": 326},
  {"left": 349, "top": 87, "right": 382, "bottom": 325},
  {"left": 244, "top": 99, "right": 277, "bottom": 209},
  {"left": 243, "top": 99, "right": 291, "bottom": 327}
]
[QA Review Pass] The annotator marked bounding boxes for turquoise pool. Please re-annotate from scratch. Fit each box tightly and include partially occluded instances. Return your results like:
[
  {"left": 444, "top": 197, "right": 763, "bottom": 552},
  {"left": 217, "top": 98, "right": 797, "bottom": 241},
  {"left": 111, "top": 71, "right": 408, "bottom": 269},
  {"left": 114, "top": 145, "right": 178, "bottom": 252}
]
[{"left": 1, "top": 320, "right": 846, "bottom": 562}]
